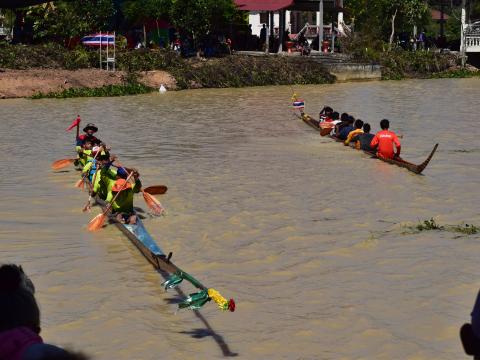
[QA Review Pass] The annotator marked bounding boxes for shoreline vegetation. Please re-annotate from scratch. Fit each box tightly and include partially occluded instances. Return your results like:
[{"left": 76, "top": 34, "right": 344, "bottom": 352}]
[{"left": 0, "top": 43, "right": 478, "bottom": 99}]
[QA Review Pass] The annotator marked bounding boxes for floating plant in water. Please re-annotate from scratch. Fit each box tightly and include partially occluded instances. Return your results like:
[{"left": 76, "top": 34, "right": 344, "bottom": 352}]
[{"left": 402, "top": 218, "right": 479, "bottom": 236}]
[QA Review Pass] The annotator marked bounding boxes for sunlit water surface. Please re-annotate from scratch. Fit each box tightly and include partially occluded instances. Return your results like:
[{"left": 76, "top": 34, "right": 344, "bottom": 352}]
[{"left": 1, "top": 78, "right": 480, "bottom": 359}]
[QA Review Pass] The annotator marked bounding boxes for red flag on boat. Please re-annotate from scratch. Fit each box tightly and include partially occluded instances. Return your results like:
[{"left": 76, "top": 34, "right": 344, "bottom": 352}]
[{"left": 66, "top": 116, "right": 81, "bottom": 131}]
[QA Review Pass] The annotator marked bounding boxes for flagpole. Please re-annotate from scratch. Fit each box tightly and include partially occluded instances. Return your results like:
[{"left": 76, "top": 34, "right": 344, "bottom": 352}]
[
  {"left": 113, "top": 31, "right": 116, "bottom": 71},
  {"left": 99, "top": 31, "right": 102, "bottom": 69},
  {"left": 106, "top": 31, "right": 109, "bottom": 70}
]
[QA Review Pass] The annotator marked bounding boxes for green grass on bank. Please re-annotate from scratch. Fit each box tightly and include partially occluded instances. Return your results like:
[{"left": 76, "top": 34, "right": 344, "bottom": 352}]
[
  {"left": 4, "top": 42, "right": 478, "bottom": 99},
  {"left": 31, "top": 82, "right": 155, "bottom": 99},
  {"left": 2, "top": 43, "right": 334, "bottom": 95}
]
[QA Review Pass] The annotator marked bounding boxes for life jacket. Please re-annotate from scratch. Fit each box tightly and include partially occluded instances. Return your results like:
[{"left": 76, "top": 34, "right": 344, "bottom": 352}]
[{"left": 86, "top": 159, "right": 98, "bottom": 182}]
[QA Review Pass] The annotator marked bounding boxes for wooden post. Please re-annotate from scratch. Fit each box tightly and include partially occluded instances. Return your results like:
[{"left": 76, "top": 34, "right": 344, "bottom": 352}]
[
  {"left": 99, "top": 31, "right": 102, "bottom": 69},
  {"left": 268, "top": 11, "right": 274, "bottom": 53},
  {"left": 265, "top": 17, "right": 270, "bottom": 54},
  {"left": 337, "top": 0, "right": 344, "bottom": 35},
  {"left": 269, "top": 11, "right": 274, "bottom": 38},
  {"left": 113, "top": 31, "right": 116, "bottom": 71},
  {"left": 106, "top": 31, "right": 109, "bottom": 71},
  {"left": 143, "top": 24, "right": 147, "bottom": 47},
  {"left": 440, "top": 0, "right": 445, "bottom": 39},
  {"left": 278, "top": 10, "right": 284, "bottom": 52},
  {"left": 460, "top": 0, "right": 466, "bottom": 67},
  {"left": 319, "top": 0, "right": 324, "bottom": 47},
  {"left": 413, "top": 25, "right": 417, "bottom": 51},
  {"left": 331, "top": 31, "right": 335, "bottom": 53}
]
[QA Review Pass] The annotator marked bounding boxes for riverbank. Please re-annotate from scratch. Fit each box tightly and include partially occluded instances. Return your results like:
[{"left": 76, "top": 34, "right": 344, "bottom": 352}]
[
  {"left": 0, "top": 44, "right": 335, "bottom": 99},
  {"left": 0, "top": 44, "right": 478, "bottom": 99},
  {"left": 0, "top": 56, "right": 336, "bottom": 99},
  {"left": 0, "top": 69, "right": 176, "bottom": 99}
]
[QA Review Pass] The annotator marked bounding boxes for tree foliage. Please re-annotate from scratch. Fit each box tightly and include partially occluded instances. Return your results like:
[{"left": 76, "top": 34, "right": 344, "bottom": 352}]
[
  {"left": 169, "top": 0, "right": 238, "bottom": 38},
  {"left": 23, "top": 0, "right": 243, "bottom": 46},
  {"left": 345, "top": 0, "right": 429, "bottom": 41},
  {"left": 30, "top": 0, "right": 115, "bottom": 42},
  {"left": 122, "top": 0, "right": 172, "bottom": 25}
]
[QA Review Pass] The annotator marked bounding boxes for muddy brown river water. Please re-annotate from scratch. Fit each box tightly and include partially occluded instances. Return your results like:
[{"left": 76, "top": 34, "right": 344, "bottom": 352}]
[{"left": 1, "top": 78, "right": 480, "bottom": 359}]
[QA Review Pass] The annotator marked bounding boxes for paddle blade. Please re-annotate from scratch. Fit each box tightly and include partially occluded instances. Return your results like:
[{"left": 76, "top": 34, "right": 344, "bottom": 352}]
[
  {"left": 143, "top": 185, "right": 168, "bottom": 195},
  {"left": 142, "top": 191, "right": 165, "bottom": 216},
  {"left": 320, "top": 128, "right": 333, "bottom": 137},
  {"left": 51, "top": 158, "right": 75, "bottom": 170},
  {"left": 75, "top": 179, "right": 84, "bottom": 189},
  {"left": 87, "top": 213, "right": 106, "bottom": 232}
]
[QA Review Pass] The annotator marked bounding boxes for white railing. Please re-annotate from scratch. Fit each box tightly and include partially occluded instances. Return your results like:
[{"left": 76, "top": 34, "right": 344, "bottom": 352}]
[
  {"left": 465, "top": 21, "right": 480, "bottom": 52},
  {"left": 465, "top": 36, "right": 480, "bottom": 52}
]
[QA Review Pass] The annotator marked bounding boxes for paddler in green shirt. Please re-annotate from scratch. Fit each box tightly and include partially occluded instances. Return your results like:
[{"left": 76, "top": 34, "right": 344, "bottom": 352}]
[
  {"left": 91, "top": 154, "right": 118, "bottom": 199},
  {"left": 83, "top": 154, "right": 120, "bottom": 212},
  {"left": 107, "top": 170, "right": 141, "bottom": 225},
  {"left": 77, "top": 140, "right": 93, "bottom": 168},
  {"left": 82, "top": 146, "right": 110, "bottom": 182}
]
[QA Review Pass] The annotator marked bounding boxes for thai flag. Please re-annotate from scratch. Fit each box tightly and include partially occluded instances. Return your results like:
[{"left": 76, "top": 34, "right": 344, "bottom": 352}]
[
  {"left": 81, "top": 34, "right": 115, "bottom": 47},
  {"left": 293, "top": 100, "right": 305, "bottom": 109}
]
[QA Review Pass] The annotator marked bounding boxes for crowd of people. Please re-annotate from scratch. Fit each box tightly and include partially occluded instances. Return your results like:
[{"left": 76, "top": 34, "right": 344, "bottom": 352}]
[{"left": 301, "top": 106, "right": 402, "bottom": 160}]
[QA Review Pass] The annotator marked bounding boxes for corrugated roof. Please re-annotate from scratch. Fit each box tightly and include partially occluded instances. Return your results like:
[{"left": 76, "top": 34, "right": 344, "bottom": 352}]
[
  {"left": 234, "top": 0, "right": 294, "bottom": 11},
  {"left": 431, "top": 9, "right": 450, "bottom": 20}
]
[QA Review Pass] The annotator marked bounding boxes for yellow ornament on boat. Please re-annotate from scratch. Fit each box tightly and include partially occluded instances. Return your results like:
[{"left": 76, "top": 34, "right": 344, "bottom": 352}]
[{"left": 208, "top": 288, "right": 229, "bottom": 310}]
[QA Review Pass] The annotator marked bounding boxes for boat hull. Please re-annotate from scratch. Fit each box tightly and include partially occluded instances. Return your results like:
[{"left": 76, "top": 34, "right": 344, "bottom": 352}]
[
  {"left": 94, "top": 197, "right": 189, "bottom": 279},
  {"left": 297, "top": 113, "right": 438, "bottom": 175}
]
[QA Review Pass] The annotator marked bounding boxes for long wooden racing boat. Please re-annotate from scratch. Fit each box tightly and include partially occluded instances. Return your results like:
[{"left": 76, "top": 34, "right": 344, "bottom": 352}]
[
  {"left": 81, "top": 177, "right": 235, "bottom": 313},
  {"left": 54, "top": 119, "right": 236, "bottom": 354},
  {"left": 296, "top": 113, "right": 438, "bottom": 175}
]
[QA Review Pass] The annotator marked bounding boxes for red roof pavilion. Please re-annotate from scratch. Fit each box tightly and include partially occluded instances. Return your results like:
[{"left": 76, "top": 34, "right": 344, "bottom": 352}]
[{"left": 234, "top": 0, "right": 294, "bottom": 11}]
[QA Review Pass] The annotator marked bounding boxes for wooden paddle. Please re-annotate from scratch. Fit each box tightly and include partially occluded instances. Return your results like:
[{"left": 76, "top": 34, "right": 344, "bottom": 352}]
[
  {"left": 110, "top": 166, "right": 167, "bottom": 195},
  {"left": 143, "top": 185, "right": 168, "bottom": 195},
  {"left": 51, "top": 158, "right": 77, "bottom": 170},
  {"left": 113, "top": 163, "right": 166, "bottom": 216},
  {"left": 87, "top": 172, "right": 135, "bottom": 231},
  {"left": 320, "top": 128, "right": 333, "bottom": 137},
  {"left": 141, "top": 190, "right": 165, "bottom": 216}
]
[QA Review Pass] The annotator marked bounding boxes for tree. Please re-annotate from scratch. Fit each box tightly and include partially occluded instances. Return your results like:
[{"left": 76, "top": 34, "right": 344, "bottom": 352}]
[
  {"left": 31, "top": 0, "right": 115, "bottom": 44},
  {"left": 169, "top": 0, "right": 238, "bottom": 44},
  {"left": 122, "top": 0, "right": 172, "bottom": 25},
  {"left": 344, "top": 0, "right": 429, "bottom": 46}
]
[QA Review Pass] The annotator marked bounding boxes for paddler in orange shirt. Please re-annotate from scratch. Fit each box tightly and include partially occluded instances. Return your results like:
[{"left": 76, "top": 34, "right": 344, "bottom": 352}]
[{"left": 370, "top": 119, "right": 401, "bottom": 159}]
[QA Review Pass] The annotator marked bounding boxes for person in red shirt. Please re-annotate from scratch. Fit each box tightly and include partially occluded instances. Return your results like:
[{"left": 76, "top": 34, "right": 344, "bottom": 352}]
[
  {"left": 370, "top": 119, "right": 401, "bottom": 159},
  {"left": 77, "top": 123, "right": 101, "bottom": 147}
]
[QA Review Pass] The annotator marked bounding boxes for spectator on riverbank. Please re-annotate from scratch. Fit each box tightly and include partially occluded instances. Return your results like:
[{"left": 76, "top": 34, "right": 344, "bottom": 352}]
[
  {"left": 0, "top": 264, "right": 90, "bottom": 360},
  {"left": 260, "top": 24, "right": 267, "bottom": 48}
]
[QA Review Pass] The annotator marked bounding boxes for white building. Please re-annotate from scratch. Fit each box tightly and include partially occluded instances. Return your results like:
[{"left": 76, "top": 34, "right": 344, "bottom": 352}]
[
  {"left": 235, "top": 0, "right": 345, "bottom": 52},
  {"left": 248, "top": 10, "right": 328, "bottom": 37}
]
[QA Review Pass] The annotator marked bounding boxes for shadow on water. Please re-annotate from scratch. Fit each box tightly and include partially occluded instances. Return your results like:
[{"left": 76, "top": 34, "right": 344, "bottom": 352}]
[
  {"left": 53, "top": 170, "right": 72, "bottom": 173},
  {"left": 155, "top": 268, "right": 238, "bottom": 357},
  {"left": 164, "top": 296, "right": 183, "bottom": 305}
]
